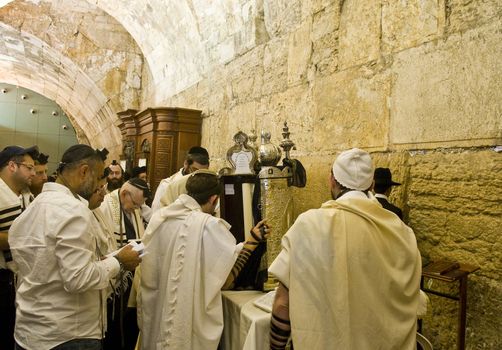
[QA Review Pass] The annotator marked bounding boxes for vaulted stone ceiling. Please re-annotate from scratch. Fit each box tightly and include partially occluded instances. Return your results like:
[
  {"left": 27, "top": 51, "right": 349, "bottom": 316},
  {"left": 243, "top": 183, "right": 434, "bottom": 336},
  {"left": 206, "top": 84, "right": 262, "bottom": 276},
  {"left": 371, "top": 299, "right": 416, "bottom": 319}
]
[
  {"left": 93, "top": 0, "right": 268, "bottom": 101},
  {"left": 0, "top": 0, "right": 267, "bottom": 154},
  {"left": 0, "top": 0, "right": 150, "bottom": 153}
]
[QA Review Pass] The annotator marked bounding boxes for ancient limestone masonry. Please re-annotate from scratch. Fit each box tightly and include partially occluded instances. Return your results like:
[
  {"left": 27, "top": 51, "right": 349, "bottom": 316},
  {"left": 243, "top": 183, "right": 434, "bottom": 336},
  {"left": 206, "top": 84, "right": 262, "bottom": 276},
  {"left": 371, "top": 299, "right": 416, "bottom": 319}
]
[{"left": 1, "top": 0, "right": 501, "bottom": 348}]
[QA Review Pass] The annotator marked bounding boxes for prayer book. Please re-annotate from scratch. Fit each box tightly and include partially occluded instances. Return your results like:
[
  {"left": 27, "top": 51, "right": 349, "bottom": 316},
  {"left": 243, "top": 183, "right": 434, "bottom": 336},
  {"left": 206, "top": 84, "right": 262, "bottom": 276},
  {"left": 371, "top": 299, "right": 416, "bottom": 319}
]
[{"left": 253, "top": 289, "right": 276, "bottom": 313}]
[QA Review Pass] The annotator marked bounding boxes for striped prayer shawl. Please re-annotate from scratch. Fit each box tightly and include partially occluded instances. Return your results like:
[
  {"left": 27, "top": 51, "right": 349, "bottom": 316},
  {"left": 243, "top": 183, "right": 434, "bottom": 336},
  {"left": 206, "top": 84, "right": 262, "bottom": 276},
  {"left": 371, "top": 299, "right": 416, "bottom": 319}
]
[{"left": 0, "top": 177, "right": 23, "bottom": 268}]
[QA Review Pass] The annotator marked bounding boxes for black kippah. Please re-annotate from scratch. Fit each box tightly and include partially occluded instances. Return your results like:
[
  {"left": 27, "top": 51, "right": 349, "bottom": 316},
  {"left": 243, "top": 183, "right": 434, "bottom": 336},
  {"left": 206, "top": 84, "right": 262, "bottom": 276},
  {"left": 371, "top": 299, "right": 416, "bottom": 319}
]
[
  {"left": 37, "top": 153, "right": 49, "bottom": 165},
  {"left": 58, "top": 144, "right": 107, "bottom": 173},
  {"left": 128, "top": 178, "right": 151, "bottom": 198}
]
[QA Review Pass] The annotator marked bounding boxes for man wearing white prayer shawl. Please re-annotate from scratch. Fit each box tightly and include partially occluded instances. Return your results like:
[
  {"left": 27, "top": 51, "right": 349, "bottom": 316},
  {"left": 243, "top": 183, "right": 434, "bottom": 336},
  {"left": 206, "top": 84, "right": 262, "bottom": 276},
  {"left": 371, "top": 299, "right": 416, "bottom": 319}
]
[
  {"left": 151, "top": 146, "right": 210, "bottom": 212},
  {"left": 269, "top": 148, "right": 422, "bottom": 350},
  {"left": 139, "top": 170, "right": 270, "bottom": 350}
]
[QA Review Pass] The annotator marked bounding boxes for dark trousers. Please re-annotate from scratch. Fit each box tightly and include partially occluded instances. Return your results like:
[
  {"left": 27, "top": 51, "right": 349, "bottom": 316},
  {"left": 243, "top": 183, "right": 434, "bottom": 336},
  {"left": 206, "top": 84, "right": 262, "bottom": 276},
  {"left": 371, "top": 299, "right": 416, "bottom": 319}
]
[
  {"left": 0, "top": 269, "right": 16, "bottom": 350},
  {"left": 15, "top": 339, "right": 102, "bottom": 350},
  {"left": 103, "top": 275, "right": 138, "bottom": 350}
]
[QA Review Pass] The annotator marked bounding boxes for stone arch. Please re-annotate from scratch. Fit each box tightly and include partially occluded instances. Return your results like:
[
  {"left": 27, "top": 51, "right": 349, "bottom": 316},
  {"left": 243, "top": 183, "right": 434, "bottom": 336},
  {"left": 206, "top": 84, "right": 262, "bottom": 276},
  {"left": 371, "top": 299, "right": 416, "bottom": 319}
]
[
  {"left": 0, "top": 0, "right": 148, "bottom": 156},
  {"left": 0, "top": 22, "right": 121, "bottom": 152}
]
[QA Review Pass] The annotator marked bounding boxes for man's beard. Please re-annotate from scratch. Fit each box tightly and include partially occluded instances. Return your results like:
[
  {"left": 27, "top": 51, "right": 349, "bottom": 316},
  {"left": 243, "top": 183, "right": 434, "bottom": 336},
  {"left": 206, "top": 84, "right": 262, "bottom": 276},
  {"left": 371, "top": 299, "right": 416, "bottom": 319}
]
[
  {"left": 107, "top": 178, "right": 122, "bottom": 192},
  {"left": 78, "top": 176, "right": 95, "bottom": 200},
  {"left": 13, "top": 171, "right": 31, "bottom": 193}
]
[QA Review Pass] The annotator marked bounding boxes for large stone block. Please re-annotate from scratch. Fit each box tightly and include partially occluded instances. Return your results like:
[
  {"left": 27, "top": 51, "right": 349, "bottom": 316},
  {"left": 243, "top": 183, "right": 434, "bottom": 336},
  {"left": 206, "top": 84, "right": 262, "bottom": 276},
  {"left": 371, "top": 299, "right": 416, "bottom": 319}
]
[
  {"left": 381, "top": 0, "right": 445, "bottom": 53},
  {"left": 313, "top": 67, "right": 391, "bottom": 152},
  {"left": 262, "top": 37, "right": 288, "bottom": 96},
  {"left": 390, "top": 21, "right": 502, "bottom": 148},
  {"left": 311, "top": 3, "right": 341, "bottom": 76},
  {"left": 446, "top": 0, "right": 501, "bottom": 34},
  {"left": 226, "top": 46, "right": 264, "bottom": 104},
  {"left": 263, "top": 0, "right": 302, "bottom": 37},
  {"left": 338, "top": 0, "right": 381, "bottom": 69},
  {"left": 287, "top": 18, "right": 312, "bottom": 86}
]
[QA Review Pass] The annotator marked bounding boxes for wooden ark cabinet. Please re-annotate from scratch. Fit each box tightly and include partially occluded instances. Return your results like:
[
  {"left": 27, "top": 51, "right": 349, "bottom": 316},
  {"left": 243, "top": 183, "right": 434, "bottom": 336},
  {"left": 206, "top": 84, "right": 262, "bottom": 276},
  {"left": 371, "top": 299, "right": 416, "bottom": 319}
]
[{"left": 117, "top": 107, "right": 202, "bottom": 193}]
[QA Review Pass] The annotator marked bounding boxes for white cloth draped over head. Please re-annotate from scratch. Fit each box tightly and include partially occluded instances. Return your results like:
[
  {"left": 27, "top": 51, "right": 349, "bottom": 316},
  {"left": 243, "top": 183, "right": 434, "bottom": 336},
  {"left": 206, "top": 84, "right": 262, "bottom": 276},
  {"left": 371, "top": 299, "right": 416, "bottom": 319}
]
[
  {"left": 270, "top": 191, "right": 422, "bottom": 350},
  {"left": 139, "top": 194, "right": 241, "bottom": 350}
]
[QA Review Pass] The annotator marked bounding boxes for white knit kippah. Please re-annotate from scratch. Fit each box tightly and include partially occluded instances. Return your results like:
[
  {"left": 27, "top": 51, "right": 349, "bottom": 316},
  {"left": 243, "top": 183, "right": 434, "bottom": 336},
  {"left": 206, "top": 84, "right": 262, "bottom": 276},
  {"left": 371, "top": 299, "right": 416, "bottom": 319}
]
[{"left": 332, "top": 148, "right": 374, "bottom": 191}]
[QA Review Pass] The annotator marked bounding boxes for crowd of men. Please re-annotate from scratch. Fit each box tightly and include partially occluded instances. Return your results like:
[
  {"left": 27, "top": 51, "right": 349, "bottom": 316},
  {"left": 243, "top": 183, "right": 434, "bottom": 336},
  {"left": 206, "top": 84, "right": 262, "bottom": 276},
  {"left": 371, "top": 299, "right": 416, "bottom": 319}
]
[{"left": 0, "top": 143, "right": 420, "bottom": 350}]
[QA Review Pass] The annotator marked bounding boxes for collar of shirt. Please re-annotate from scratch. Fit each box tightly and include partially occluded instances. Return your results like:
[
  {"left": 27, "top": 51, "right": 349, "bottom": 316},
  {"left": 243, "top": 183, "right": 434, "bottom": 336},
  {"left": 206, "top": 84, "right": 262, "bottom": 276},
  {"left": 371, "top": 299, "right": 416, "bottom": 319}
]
[
  {"left": 336, "top": 190, "right": 370, "bottom": 201},
  {"left": 42, "top": 182, "right": 89, "bottom": 207},
  {"left": 374, "top": 193, "right": 388, "bottom": 200}
]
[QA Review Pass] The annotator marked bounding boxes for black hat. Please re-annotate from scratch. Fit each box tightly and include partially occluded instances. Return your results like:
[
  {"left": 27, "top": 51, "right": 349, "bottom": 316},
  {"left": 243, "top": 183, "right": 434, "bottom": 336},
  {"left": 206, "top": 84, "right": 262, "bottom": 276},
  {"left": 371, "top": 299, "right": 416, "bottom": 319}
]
[
  {"left": 374, "top": 168, "right": 401, "bottom": 186},
  {"left": 0, "top": 145, "right": 39, "bottom": 167},
  {"left": 131, "top": 166, "right": 147, "bottom": 178},
  {"left": 128, "top": 177, "right": 151, "bottom": 199}
]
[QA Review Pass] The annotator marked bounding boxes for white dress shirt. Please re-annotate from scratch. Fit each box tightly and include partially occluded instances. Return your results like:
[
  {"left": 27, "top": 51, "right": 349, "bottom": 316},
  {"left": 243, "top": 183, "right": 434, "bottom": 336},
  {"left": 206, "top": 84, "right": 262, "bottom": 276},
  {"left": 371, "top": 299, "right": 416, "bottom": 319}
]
[{"left": 9, "top": 182, "right": 120, "bottom": 350}]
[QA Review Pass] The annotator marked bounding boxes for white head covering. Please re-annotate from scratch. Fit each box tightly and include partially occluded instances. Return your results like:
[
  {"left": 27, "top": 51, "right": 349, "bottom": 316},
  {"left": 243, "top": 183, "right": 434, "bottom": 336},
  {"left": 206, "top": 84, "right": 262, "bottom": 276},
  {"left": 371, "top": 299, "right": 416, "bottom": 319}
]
[{"left": 332, "top": 148, "right": 374, "bottom": 190}]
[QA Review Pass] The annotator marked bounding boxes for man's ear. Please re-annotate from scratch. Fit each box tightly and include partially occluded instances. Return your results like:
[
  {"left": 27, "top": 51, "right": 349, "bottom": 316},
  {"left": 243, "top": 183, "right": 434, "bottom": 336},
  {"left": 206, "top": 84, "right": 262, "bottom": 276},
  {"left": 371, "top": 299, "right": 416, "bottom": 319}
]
[
  {"left": 78, "top": 163, "right": 90, "bottom": 179},
  {"left": 120, "top": 188, "right": 128, "bottom": 198},
  {"left": 209, "top": 194, "right": 219, "bottom": 205},
  {"left": 329, "top": 173, "right": 336, "bottom": 190},
  {"left": 7, "top": 160, "right": 17, "bottom": 172}
]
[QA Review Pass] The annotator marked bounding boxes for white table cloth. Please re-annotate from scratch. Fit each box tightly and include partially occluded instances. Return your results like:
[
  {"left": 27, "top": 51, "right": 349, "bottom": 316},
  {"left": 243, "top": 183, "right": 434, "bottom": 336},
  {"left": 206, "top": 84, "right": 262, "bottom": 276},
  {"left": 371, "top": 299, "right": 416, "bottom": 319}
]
[{"left": 221, "top": 290, "right": 271, "bottom": 350}]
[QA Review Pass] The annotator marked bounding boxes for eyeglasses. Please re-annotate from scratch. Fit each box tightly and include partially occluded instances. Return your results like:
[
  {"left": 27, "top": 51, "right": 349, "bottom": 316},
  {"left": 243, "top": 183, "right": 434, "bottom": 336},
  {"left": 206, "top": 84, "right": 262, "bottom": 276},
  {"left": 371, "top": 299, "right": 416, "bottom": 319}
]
[
  {"left": 16, "top": 162, "right": 36, "bottom": 173},
  {"left": 93, "top": 184, "right": 107, "bottom": 195}
]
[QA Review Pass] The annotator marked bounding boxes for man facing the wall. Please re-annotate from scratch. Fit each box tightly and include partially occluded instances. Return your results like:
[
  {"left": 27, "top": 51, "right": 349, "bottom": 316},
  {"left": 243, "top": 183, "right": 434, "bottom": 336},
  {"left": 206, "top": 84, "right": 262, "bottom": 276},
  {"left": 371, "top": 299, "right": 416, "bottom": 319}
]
[
  {"left": 151, "top": 146, "right": 209, "bottom": 212},
  {"left": 139, "top": 171, "right": 270, "bottom": 350},
  {"left": 269, "top": 148, "right": 421, "bottom": 350}
]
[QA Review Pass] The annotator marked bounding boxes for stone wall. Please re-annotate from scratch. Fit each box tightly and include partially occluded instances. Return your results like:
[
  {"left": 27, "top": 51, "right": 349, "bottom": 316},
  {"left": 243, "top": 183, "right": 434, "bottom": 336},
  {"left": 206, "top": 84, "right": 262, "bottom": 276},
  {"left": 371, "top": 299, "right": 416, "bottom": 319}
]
[
  {"left": 0, "top": 0, "right": 145, "bottom": 156},
  {"left": 1, "top": 0, "right": 500, "bottom": 347},
  {"left": 152, "top": 1, "right": 501, "bottom": 348},
  {"left": 373, "top": 148, "right": 502, "bottom": 349}
]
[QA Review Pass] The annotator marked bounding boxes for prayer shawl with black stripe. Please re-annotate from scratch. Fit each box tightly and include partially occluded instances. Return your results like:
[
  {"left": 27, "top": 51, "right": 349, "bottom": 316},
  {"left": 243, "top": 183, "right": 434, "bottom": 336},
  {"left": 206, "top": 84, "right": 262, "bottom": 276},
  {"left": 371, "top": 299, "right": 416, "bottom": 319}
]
[{"left": 0, "top": 177, "right": 22, "bottom": 269}]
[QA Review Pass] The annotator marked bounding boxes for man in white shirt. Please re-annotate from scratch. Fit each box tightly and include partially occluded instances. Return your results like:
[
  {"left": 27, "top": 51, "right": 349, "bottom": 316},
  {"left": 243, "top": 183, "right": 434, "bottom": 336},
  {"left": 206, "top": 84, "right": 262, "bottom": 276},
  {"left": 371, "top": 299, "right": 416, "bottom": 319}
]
[
  {"left": 269, "top": 148, "right": 422, "bottom": 350},
  {"left": 139, "top": 170, "right": 270, "bottom": 350},
  {"left": 9, "top": 144, "right": 141, "bottom": 350},
  {"left": 151, "top": 146, "right": 209, "bottom": 212},
  {"left": 0, "top": 145, "right": 39, "bottom": 350}
]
